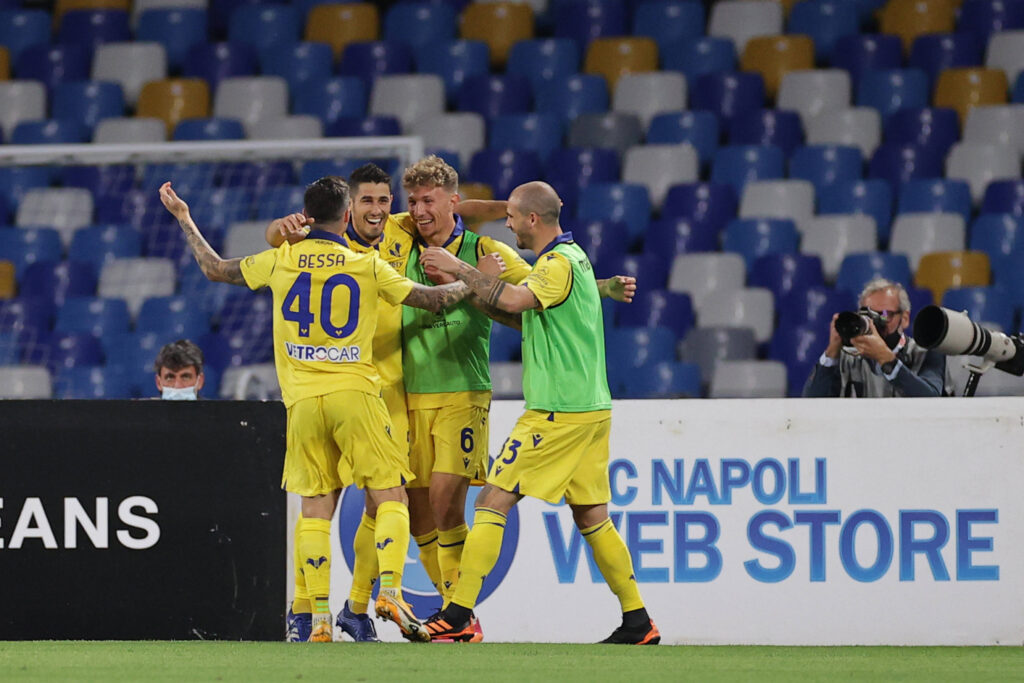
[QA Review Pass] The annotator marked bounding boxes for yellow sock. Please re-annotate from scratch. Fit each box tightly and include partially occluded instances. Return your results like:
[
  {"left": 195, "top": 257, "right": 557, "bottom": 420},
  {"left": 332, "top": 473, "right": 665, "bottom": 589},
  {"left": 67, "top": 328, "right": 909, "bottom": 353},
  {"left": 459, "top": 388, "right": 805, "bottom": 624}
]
[
  {"left": 451, "top": 508, "right": 505, "bottom": 610},
  {"left": 374, "top": 500, "right": 410, "bottom": 594},
  {"left": 414, "top": 529, "right": 443, "bottom": 596},
  {"left": 298, "top": 517, "right": 332, "bottom": 603},
  {"left": 348, "top": 512, "right": 378, "bottom": 614},
  {"left": 582, "top": 518, "right": 645, "bottom": 613},
  {"left": 437, "top": 523, "right": 468, "bottom": 601},
  {"left": 292, "top": 513, "right": 310, "bottom": 614}
]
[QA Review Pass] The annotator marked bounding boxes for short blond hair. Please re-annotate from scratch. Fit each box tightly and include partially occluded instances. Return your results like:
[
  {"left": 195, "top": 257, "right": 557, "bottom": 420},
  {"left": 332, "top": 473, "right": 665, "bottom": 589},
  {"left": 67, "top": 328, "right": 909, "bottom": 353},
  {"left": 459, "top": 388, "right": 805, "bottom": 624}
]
[{"left": 402, "top": 155, "right": 458, "bottom": 193}]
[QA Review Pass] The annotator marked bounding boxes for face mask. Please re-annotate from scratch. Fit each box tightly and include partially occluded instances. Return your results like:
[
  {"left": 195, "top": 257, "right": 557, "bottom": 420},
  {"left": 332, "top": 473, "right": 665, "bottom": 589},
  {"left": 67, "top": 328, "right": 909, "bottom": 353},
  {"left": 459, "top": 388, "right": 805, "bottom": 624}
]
[
  {"left": 161, "top": 385, "right": 198, "bottom": 401},
  {"left": 882, "top": 329, "right": 902, "bottom": 350}
]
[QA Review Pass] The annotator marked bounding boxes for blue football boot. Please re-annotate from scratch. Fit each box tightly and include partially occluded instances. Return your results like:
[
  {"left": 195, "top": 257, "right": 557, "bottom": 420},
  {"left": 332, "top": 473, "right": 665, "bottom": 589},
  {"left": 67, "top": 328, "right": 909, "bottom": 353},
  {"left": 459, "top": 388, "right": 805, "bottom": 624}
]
[
  {"left": 286, "top": 608, "right": 312, "bottom": 642},
  {"left": 336, "top": 600, "right": 380, "bottom": 642}
]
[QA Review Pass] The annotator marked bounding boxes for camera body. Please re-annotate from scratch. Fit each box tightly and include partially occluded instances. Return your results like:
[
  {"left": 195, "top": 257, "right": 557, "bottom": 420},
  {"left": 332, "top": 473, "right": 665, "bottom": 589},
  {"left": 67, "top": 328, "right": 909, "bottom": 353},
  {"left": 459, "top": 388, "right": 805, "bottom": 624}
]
[{"left": 834, "top": 308, "right": 887, "bottom": 346}]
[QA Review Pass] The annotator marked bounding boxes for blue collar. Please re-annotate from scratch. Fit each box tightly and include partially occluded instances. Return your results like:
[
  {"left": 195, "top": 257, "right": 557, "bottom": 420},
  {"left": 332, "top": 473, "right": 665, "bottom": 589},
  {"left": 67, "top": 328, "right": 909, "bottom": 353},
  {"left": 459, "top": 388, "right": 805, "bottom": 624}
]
[
  {"left": 346, "top": 224, "right": 377, "bottom": 250},
  {"left": 537, "top": 231, "right": 574, "bottom": 257},
  {"left": 417, "top": 215, "right": 465, "bottom": 249},
  {"left": 306, "top": 229, "right": 348, "bottom": 247}
]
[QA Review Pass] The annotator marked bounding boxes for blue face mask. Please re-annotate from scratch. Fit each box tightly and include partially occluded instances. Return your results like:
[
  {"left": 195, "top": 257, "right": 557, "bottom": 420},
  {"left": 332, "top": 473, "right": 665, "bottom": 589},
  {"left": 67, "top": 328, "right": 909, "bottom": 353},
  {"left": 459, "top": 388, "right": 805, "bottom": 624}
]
[{"left": 161, "top": 385, "right": 198, "bottom": 401}]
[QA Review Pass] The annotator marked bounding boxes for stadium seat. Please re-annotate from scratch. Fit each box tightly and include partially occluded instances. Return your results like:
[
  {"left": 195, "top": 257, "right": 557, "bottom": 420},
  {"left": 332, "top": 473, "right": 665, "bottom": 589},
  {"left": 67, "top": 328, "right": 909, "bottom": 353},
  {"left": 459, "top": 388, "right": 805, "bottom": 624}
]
[
  {"left": 249, "top": 115, "right": 323, "bottom": 140},
  {"left": 768, "top": 323, "right": 827, "bottom": 397},
  {"left": 0, "top": 10, "right": 51, "bottom": 63},
  {"left": 789, "top": 145, "right": 863, "bottom": 196},
  {"left": 229, "top": 4, "right": 299, "bottom": 51},
  {"left": 489, "top": 113, "right": 562, "bottom": 164},
  {"left": 563, "top": 217, "right": 630, "bottom": 270},
  {"left": 620, "top": 361, "right": 702, "bottom": 399},
  {"left": 292, "top": 76, "right": 367, "bottom": 129},
  {"left": 909, "top": 33, "right": 984, "bottom": 87},
  {"left": 646, "top": 111, "right": 720, "bottom": 165},
  {"left": 888, "top": 212, "right": 967, "bottom": 271},
  {"left": 0, "top": 261, "right": 14, "bottom": 299},
  {"left": 1014, "top": 73, "right": 1024, "bottom": 103},
  {"left": 306, "top": 3, "right": 379, "bottom": 60},
  {"left": 689, "top": 72, "right": 765, "bottom": 127},
  {"left": 0, "top": 81, "right": 45, "bottom": 140},
  {"left": 678, "top": 325, "right": 756, "bottom": 389},
  {"left": 553, "top": 0, "right": 627, "bottom": 49},
  {"left": 777, "top": 69, "right": 851, "bottom": 128},
  {"left": 137, "top": 78, "right": 210, "bottom": 136},
  {"left": 16, "top": 188, "right": 94, "bottom": 247},
  {"left": 460, "top": 2, "right": 533, "bottom": 68},
  {"left": 97, "top": 257, "right": 176, "bottom": 316},
  {"left": 261, "top": 42, "right": 333, "bottom": 98},
  {"left": 897, "top": 180, "right": 972, "bottom": 226},
  {"left": 728, "top": 108, "right": 804, "bottom": 157},
  {"left": 662, "top": 182, "right": 737, "bottom": 233},
  {"left": 11, "top": 119, "right": 89, "bottom": 145},
  {"left": 20, "top": 261, "right": 97, "bottom": 308},
  {"left": 621, "top": 144, "right": 699, "bottom": 210},
  {"left": 583, "top": 37, "right": 658, "bottom": 92},
  {"left": 963, "top": 105, "right": 1024, "bottom": 160},
  {"left": 883, "top": 107, "right": 960, "bottom": 159},
  {"left": 137, "top": 295, "right": 210, "bottom": 339},
  {"left": 616, "top": 289, "right": 694, "bottom": 340},
  {"left": 959, "top": 0, "right": 1024, "bottom": 44},
  {"left": 667, "top": 252, "right": 746, "bottom": 307},
  {"left": 969, "top": 213, "right": 1024, "bottom": 281},
  {"left": 567, "top": 112, "right": 643, "bottom": 158},
  {"left": 136, "top": 8, "right": 206, "bottom": 71},
  {"left": 612, "top": 72, "right": 686, "bottom": 129},
  {"left": 507, "top": 38, "right": 580, "bottom": 93},
  {"left": 633, "top": 0, "right": 704, "bottom": 54},
  {"left": 52, "top": 81, "right": 124, "bottom": 135},
  {"left": 326, "top": 115, "right": 401, "bottom": 137},
  {"left": 778, "top": 284, "right": 857, "bottom": 330},
  {"left": 0, "top": 228, "right": 62, "bottom": 281},
  {"left": 456, "top": 73, "right": 531, "bottom": 120},
  {"left": 934, "top": 68, "right": 1008, "bottom": 124},
  {"left": 15, "top": 43, "right": 91, "bottom": 94},
  {"left": 599, "top": 251, "right": 670, "bottom": 290},
  {"left": 835, "top": 252, "right": 913, "bottom": 296},
  {"left": 213, "top": 76, "right": 289, "bottom": 137},
  {"left": 55, "top": 296, "right": 130, "bottom": 339},
  {"left": 711, "top": 145, "right": 785, "bottom": 196},
  {"left": 338, "top": 41, "right": 414, "bottom": 87},
  {"left": 915, "top": 250, "right": 991, "bottom": 303},
  {"left": 222, "top": 220, "right": 271, "bottom": 259},
  {"left": 575, "top": 182, "right": 652, "bottom": 246},
  {"left": 856, "top": 69, "right": 930, "bottom": 124},
  {"left": 535, "top": 74, "right": 609, "bottom": 129},
  {"left": 25, "top": 330, "right": 105, "bottom": 376},
  {"left": 467, "top": 148, "right": 542, "bottom": 202},
  {"left": 941, "top": 285, "right": 1013, "bottom": 332},
  {"left": 945, "top": 143, "right": 1021, "bottom": 205},
  {"left": 69, "top": 224, "right": 142, "bottom": 273},
  {"left": 739, "top": 34, "right": 814, "bottom": 99},
  {"left": 0, "top": 366, "right": 52, "bottom": 399},
  {"left": 868, "top": 143, "right": 945, "bottom": 194},
  {"left": 604, "top": 326, "right": 677, "bottom": 392},
  {"left": 58, "top": 10, "right": 131, "bottom": 51},
  {"left": 416, "top": 39, "right": 490, "bottom": 105},
  {"left": 93, "top": 117, "right": 166, "bottom": 143},
  {"left": 709, "top": 359, "right": 788, "bottom": 397},
  {"left": 707, "top": 0, "right": 783, "bottom": 55},
  {"left": 830, "top": 34, "right": 903, "bottom": 90},
  {"left": 54, "top": 365, "right": 130, "bottom": 399},
  {"left": 722, "top": 217, "right": 800, "bottom": 270},
  {"left": 410, "top": 113, "right": 485, "bottom": 171},
  {"left": 787, "top": 0, "right": 858, "bottom": 62},
  {"left": 981, "top": 179, "right": 1024, "bottom": 216},
  {"left": 543, "top": 147, "right": 619, "bottom": 216},
  {"left": 738, "top": 179, "right": 814, "bottom": 233},
  {"left": 661, "top": 36, "right": 736, "bottom": 81},
  {"left": 216, "top": 290, "right": 275, "bottom": 362},
  {"left": 489, "top": 323, "right": 522, "bottom": 362},
  {"left": 800, "top": 214, "right": 878, "bottom": 283},
  {"left": 985, "top": 30, "right": 1024, "bottom": 88},
  {"left": 804, "top": 107, "right": 881, "bottom": 159},
  {"left": 369, "top": 75, "right": 446, "bottom": 129},
  {"left": 643, "top": 216, "right": 720, "bottom": 257},
  {"left": 384, "top": 2, "right": 456, "bottom": 51},
  {"left": 183, "top": 42, "right": 258, "bottom": 91},
  {"left": 879, "top": 0, "right": 955, "bottom": 54},
  {"left": 54, "top": 0, "right": 130, "bottom": 26},
  {"left": 173, "top": 117, "right": 245, "bottom": 141}
]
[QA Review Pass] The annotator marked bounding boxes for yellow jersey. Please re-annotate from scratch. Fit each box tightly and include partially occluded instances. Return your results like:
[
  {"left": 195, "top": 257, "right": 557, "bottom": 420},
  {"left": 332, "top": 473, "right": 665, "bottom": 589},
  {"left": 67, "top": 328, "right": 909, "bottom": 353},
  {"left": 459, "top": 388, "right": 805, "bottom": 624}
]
[{"left": 239, "top": 229, "right": 414, "bottom": 407}]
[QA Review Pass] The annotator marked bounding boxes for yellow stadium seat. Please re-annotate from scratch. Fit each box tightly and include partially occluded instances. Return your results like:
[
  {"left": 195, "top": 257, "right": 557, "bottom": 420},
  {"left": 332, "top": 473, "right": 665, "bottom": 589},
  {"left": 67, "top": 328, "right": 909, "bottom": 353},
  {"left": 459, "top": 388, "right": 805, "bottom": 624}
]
[
  {"left": 584, "top": 37, "right": 658, "bottom": 92},
  {"left": 934, "top": 67, "right": 1008, "bottom": 124},
  {"left": 54, "top": 0, "right": 129, "bottom": 27},
  {"left": 0, "top": 260, "right": 14, "bottom": 299},
  {"left": 740, "top": 34, "right": 815, "bottom": 100},
  {"left": 458, "top": 182, "right": 493, "bottom": 201},
  {"left": 137, "top": 79, "right": 210, "bottom": 136},
  {"left": 305, "top": 3, "right": 380, "bottom": 61},
  {"left": 880, "top": 0, "right": 956, "bottom": 54},
  {"left": 915, "top": 250, "right": 990, "bottom": 303},
  {"left": 0, "top": 47, "right": 9, "bottom": 82},
  {"left": 461, "top": 2, "right": 534, "bottom": 68}
]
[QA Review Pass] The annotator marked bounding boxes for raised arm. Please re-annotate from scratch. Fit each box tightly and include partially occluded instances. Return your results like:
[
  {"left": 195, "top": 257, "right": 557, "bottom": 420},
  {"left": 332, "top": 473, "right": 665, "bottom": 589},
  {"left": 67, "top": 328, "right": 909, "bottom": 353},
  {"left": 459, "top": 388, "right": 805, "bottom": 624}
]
[
  {"left": 421, "top": 247, "right": 539, "bottom": 314},
  {"left": 457, "top": 199, "right": 508, "bottom": 228},
  {"left": 401, "top": 281, "right": 473, "bottom": 314},
  {"left": 159, "top": 182, "right": 246, "bottom": 285},
  {"left": 265, "top": 213, "right": 312, "bottom": 248}
]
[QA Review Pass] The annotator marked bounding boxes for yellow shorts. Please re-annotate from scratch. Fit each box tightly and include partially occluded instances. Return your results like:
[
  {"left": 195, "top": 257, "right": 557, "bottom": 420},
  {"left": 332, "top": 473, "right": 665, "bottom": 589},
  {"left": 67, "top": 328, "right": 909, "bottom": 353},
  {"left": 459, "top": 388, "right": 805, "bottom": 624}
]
[
  {"left": 407, "top": 404, "right": 489, "bottom": 488},
  {"left": 284, "top": 389, "right": 414, "bottom": 497},
  {"left": 381, "top": 380, "right": 409, "bottom": 455},
  {"left": 488, "top": 410, "right": 612, "bottom": 505}
]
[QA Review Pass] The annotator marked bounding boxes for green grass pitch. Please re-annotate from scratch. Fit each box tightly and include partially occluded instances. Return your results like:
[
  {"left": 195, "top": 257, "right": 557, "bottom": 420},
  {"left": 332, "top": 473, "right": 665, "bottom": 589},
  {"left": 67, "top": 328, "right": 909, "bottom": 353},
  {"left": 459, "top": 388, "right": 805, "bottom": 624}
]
[{"left": 1, "top": 642, "right": 1022, "bottom": 682}]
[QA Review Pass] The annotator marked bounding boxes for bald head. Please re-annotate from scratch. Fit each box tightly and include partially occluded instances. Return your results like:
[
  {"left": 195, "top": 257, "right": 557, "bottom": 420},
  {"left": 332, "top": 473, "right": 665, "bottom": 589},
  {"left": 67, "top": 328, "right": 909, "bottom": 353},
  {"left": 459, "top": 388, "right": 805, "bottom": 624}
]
[{"left": 509, "top": 181, "right": 561, "bottom": 225}]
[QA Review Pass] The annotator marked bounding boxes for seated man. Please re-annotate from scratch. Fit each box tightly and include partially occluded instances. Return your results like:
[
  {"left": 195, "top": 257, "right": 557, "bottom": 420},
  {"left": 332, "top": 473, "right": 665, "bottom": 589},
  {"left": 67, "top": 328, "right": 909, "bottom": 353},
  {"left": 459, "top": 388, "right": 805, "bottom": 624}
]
[{"left": 154, "top": 339, "right": 205, "bottom": 400}]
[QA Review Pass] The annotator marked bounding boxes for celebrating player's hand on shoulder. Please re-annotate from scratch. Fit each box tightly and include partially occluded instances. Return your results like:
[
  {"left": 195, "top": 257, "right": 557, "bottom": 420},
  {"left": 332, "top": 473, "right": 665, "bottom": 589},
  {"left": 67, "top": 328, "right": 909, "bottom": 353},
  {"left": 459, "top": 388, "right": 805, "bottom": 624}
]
[
  {"left": 478, "top": 252, "right": 506, "bottom": 277},
  {"left": 275, "top": 213, "right": 313, "bottom": 245}
]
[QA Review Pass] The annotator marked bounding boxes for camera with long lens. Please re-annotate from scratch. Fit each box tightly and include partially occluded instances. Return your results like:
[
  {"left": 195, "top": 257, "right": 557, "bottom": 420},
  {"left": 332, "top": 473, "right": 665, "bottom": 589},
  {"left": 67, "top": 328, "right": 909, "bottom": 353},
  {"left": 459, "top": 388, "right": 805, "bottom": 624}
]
[
  {"left": 834, "top": 308, "right": 887, "bottom": 346},
  {"left": 913, "top": 305, "right": 1024, "bottom": 379}
]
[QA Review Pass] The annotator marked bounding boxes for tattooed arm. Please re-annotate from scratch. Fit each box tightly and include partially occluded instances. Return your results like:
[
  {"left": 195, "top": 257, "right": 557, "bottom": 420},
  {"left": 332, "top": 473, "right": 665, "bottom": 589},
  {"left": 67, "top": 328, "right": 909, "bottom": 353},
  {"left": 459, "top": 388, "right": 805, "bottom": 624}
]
[
  {"left": 401, "top": 281, "right": 472, "bottom": 314},
  {"left": 420, "top": 246, "right": 539, "bottom": 314},
  {"left": 465, "top": 294, "right": 523, "bottom": 331},
  {"left": 159, "top": 181, "right": 247, "bottom": 286}
]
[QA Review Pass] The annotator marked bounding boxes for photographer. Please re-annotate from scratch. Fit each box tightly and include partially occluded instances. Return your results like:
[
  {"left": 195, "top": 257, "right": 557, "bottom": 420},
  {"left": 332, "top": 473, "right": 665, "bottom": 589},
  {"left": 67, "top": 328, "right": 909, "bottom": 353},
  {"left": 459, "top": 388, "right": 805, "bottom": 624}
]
[{"left": 802, "top": 279, "right": 953, "bottom": 398}]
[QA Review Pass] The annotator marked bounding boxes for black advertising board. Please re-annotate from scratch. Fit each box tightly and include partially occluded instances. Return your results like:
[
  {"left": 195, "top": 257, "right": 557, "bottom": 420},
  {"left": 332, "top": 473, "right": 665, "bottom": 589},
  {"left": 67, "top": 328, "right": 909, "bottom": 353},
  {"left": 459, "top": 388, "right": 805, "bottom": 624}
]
[{"left": 0, "top": 400, "right": 286, "bottom": 640}]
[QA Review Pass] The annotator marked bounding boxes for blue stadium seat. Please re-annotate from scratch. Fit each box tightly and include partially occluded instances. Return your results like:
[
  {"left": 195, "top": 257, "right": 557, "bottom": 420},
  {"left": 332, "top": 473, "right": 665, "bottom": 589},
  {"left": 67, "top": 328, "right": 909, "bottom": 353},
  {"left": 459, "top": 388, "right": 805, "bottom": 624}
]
[
  {"left": 621, "top": 361, "right": 701, "bottom": 398},
  {"left": 909, "top": 33, "right": 983, "bottom": 86},
  {"left": 884, "top": 107, "right": 960, "bottom": 159},
  {"left": 942, "top": 286, "right": 1015, "bottom": 332},
  {"left": 456, "top": 73, "right": 531, "bottom": 120},
  {"left": 0, "top": 296, "right": 52, "bottom": 348},
  {"left": 778, "top": 285, "right": 858, "bottom": 329},
  {"left": 489, "top": 323, "right": 521, "bottom": 362},
  {"left": 261, "top": 42, "right": 333, "bottom": 98},
  {"left": 970, "top": 213, "right": 1024, "bottom": 282},
  {"left": 21, "top": 261, "right": 97, "bottom": 308},
  {"left": 137, "top": 8, "right": 208, "bottom": 71},
  {"left": 328, "top": 115, "right": 402, "bottom": 137},
  {"left": 489, "top": 113, "right": 563, "bottom": 164},
  {"left": 690, "top": 72, "right": 765, "bottom": 127},
  {"left": 252, "top": 185, "right": 305, "bottom": 220},
  {"left": 15, "top": 43, "right": 91, "bottom": 93},
  {"left": 229, "top": 4, "right": 300, "bottom": 50},
  {"left": 1014, "top": 72, "right": 1024, "bottom": 104},
  {"left": 867, "top": 143, "right": 945, "bottom": 194},
  {"left": 598, "top": 252, "right": 670, "bottom": 290},
  {"left": 173, "top": 117, "right": 246, "bottom": 141},
  {"left": 209, "top": 0, "right": 264, "bottom": 35},
  {"left": 789, "top": 145, "right": 863, "bottom": 195},
  {"left": 55, "top": 296, "right": 131, "bottom": 340},
  {"left": 563, "top": 217, "right": 630, "bottom": 271},
  {"left": 338, "top": 41, "right": 414, "bottom": 87},
  {"left": 818, "top": 179, "right": 894, "bottom": 244},
  {"left": 184, "top": 42, "right": 258, "bottom": 90},
  {"left": 728, "top": 109, "right": 804, "bottom": 157},
  {"left": 54, "top": 365, "right": 131, "bottom": 399},
  {"left": 856, "top": 69, "right": 930, "bottom": 124},
  {"left": 52, "top": 81, "right": 124, "bottom": 135},
  {"left": 467, "top": 148, "right": 542, "bottom": 200},
  {"left": 216, "top": 290, "right": 274, "bottom": 363},
  {"left": 61, "top": 164, "right": 134, "bottom": 200},
  {"left": 137, "top": 295, "right": 212, "bottom": 340},
  {"left": 190, "top": 187, "right": 253, "bottom": 230},
  {"left": 178, "top": 261, "right": 233, "bottom": 318},
  {"left": 633, "top": 0, "right": 704, "bottom": 51},
  {"left": 385, "top": 2, "right": 456, "bottom": 51},
  {"left": 710, "top": 145, "right": 785, "bottom": 196},
  {"left": 292, "top": 76, "right": 367, "bottom": 128},
  {"left": 605, "top": 325, "right": 676, "bottom": 393},
  {"left": 787, "top": 0, "right": 859, "bottom": 62},
  {"left": 69, "top": 224, "right": 142, "bottom": 273},
  {"left": 0, "top": 10, "right": 51, "bottom": 62},
  {"left": 749, "top": 252, "right": 825, "bottom": 304},
  {"left": 0, "top": 228, "right": 63, "bottom": 281},
  {"left": 554, "top": 0, "right": 627, "bottom": 48},
  {"left": 830, "top": 34, "right": 903, "bottom": 90},
  {"left": 661, "top": 36, "right": 736, "bottom": 80},
  {"left": 415, "top": 40, "right": 489, "bottom": 105},
  {"left": 11, "top": 120, "right": 89, "bottom": 145},
  {"left": 907, "top": 284, "right": 934, "bottom": 314},
  {"left": 139, "top": 162, "right": 217, "bottom": 195},
  {"left": 769, "top": 324, "right": 826, "bottom": 397},
  {"left": 0, "top": 168, "right": 51, "bottom": 210},
  {"left": 544, "top": 147, "right": 619, "bottom": 216},
  {"left": 96, "top": 188, "right": 171, "bottom": 233},
  {"left": 576, "top": 183, "right": 651, "bottom": 247},
  {"left": 215, "top": 161, "right": 294, "bottom": 191},
  {"left": 195, "top": 330, "right": 233, "bottom": 372},
  {"left": 534, "top": 74, "right": 609, "bottom": 125},
  {"left": 722, "top": 218, "right": 800, "bottom": 271},
  {"left": 617, "top": 289, "right": 694, "bottom": 341},
  {"left": 646, "top": 111, "right": 720, "bottom": 166},
  {"left": 835, "top": 252, "right": 913, "bottom": 296},
  {"left": 643, "top": 216, "right": 720, "bottom": 257},
  {"left": 59, "top": 10, "right": 130, "bottom": 52},
  {"left": 958, "top": 0, "right": 1024, "bottom": 44},
  {"left": 27, "top": 330, "right": 104, "bottom": 375},
  {"left": 981, "top": 180, "right": 1024, "bottom": 216},
  {"left": 897, "top": 179, "right": 973, "bottom": 225},
  {"left": 102, "top": 329, "right": 163, "bottom": 397},
  {"left": 507, "top": 38, "right": 581, "bottom": 94}
]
